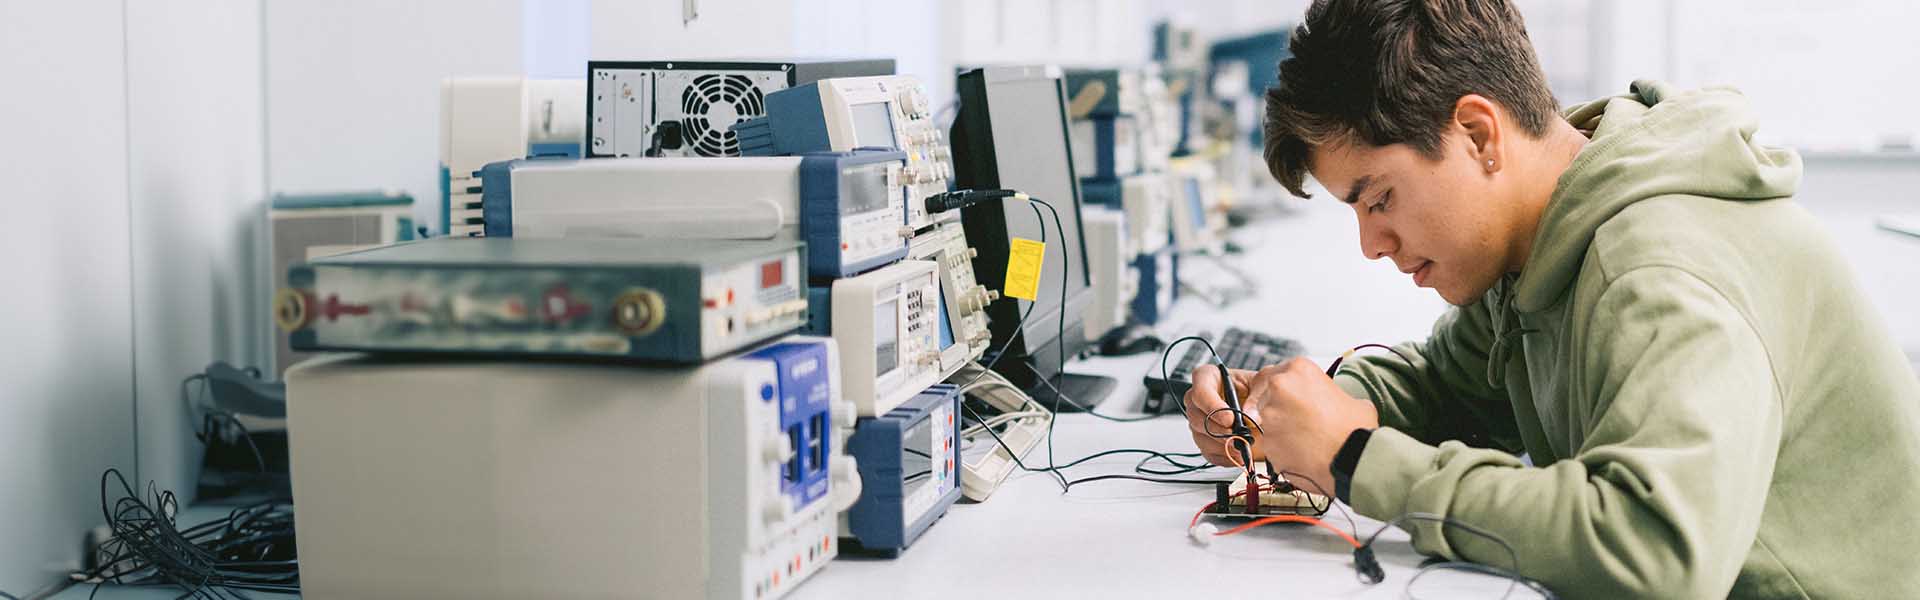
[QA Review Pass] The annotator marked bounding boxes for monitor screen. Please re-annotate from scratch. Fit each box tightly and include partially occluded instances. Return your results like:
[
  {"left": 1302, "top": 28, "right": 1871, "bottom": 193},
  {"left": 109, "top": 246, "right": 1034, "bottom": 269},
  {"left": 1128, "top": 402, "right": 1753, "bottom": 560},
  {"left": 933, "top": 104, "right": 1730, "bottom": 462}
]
[
  {"left": 841, "top": 162, "right": 891, "bottom": 215},
  {"left": 936, "top": 292, "right": 956, "bottom": 351},
  {"left": 1185, "top": 178, "right": 1207, "bottom": 229},
  {"left": 875, "top": 299, "right": 899, "bottom": 376},
  {"left": 849, "top": 102, "right": 897, "bottom": 149},
  {"left": 955, "top": 67, "right": 1093, "bottom": 352}
]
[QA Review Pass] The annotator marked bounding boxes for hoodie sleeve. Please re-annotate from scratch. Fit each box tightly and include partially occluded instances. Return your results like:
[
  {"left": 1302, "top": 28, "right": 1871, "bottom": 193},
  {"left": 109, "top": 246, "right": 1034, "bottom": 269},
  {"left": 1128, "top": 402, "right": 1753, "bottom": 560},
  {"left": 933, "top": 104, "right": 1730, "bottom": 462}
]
[
  {"left": 1334, "top": 298, "right": 1522, "bottom": 452},
  {"left": 1347, "top": 266, "right": 1783, "bottom": 599}
]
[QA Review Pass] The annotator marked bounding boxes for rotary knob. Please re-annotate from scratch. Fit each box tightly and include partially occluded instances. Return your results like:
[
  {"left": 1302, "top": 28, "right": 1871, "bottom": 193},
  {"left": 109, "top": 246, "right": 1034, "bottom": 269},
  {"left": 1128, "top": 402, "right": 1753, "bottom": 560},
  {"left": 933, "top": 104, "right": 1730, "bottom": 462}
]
[
  {"left": 764, "top": 435, "right": 796, "bottom": 465},
  {"left": 762, "top": 497, "right": 791, "bottom": 525},
  {"left": 611, "top": 288, "right": 666, "bottom": 335}
]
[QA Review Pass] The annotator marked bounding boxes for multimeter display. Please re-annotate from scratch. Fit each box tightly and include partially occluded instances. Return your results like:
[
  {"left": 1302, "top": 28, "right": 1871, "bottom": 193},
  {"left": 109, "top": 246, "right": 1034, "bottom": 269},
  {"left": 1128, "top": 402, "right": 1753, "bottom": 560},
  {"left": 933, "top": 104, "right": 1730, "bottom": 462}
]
[{"left": 875, "top": 300, "right": 899, "bottom": 376}]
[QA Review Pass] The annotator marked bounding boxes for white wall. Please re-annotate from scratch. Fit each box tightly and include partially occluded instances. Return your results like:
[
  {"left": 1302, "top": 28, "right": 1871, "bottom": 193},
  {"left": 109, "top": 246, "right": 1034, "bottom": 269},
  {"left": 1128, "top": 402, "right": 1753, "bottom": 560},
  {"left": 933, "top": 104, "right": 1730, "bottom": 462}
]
[
  {"left": 265, "top": 0, "right": 522, "bottom": 233},
  {"left": 1799, "top": 157, "right": 1920, "bottom": 355},
  {"left": 1591, "top": 0, "right": 1920, "bottom": 151},
  {"left": 941, "top": 0, "right": 1154, "bottom": 68},
  {"left": 126, "top": 0, "right": 268, "bottom": 509},
  {"left": 794, "top": 0, "right": 947, "bottom": 100},
  {"left": 590, "top": 0, "right": 797, "bottom": 59},
  {"left": 0, "top": 1, "right": 138, "bottom": 593}
]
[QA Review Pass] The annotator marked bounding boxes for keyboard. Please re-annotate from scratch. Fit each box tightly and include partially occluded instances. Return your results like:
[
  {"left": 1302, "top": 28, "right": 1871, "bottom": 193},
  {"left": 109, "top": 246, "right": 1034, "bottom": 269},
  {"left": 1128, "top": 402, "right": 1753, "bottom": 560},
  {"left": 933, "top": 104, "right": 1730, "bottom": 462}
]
[{"left": 1140, "top": 327, "right": 1305, "bottom": 414}]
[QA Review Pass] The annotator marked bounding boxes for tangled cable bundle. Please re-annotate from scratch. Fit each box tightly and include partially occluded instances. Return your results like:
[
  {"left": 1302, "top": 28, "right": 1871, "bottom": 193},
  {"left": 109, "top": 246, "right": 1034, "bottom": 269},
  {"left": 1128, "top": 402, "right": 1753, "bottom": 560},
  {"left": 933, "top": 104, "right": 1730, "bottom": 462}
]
[{"left": 84, "top": 468, "right": 299, "bottom": 599}]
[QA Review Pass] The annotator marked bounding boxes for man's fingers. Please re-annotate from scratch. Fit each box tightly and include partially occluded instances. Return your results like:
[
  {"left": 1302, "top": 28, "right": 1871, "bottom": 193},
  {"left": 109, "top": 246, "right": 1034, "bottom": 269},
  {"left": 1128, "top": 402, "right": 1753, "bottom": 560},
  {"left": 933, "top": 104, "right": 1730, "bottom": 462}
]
[
  {"left": 1186, "top": 367, "right": 1239, "bottom": 429},
  {"left": 1201, "top": 450, "right": 1232, "bottom": 467}
]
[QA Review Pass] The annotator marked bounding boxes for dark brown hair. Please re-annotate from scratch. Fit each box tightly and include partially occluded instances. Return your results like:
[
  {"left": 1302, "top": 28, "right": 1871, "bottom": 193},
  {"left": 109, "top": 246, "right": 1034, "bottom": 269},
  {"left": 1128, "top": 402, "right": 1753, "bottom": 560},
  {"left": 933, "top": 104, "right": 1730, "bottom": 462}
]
[{"left": 1262, "top": 0, "right": 1559, "bottom": 197}]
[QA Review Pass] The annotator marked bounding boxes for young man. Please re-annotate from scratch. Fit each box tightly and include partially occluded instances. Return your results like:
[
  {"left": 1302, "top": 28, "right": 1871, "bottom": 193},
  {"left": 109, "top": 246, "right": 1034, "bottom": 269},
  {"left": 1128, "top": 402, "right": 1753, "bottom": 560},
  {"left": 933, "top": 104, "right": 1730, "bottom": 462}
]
[{"left": 1181, "top": 0, "right": 1920, "bottom": 597}]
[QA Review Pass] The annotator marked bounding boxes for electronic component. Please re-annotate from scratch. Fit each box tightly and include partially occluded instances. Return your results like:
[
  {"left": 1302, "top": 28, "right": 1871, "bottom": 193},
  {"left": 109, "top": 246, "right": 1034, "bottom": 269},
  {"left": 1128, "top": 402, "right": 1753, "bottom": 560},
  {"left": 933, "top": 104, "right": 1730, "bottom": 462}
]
[
  {"left": 841, "top": 384, "right": 962, "bottom": 556},
  {"left": 268, "top": 190, "right": 416, "bottom": 374},
  {"left": 1130, "top": 246, "right": 1176, "bottom": 325},
  {"left": 1142, "top": 327, "right": 1304, "bottom": 414},
  {"left": 1066, "top": 68, "right": 1171, "bottom": 183},
  {"left": 1123, "top": 174, "right": 1172, "bottom": 254},
  {"left": 952, "top": 363, "right": 1049, "bottom": 502},
  {"left": 731, "top": 75, "right": 955, "bottom": 231},
  {"left": 475, "top": 151, "right": 910, "bottom": 279},
  {"left": 440, "top": 78, "right": 585, "bottom": 237},
  {"left": 276, "top": 237, "right": 807, "bottom": 363},
  {"left": 285, "top": 336, "right": 858, "bottom": 599},
  {"left": 1208, "top": 30, "right": 1290, "bottom": 148},
  {"left": 1170, "top": 170, "right": 1227, "bottom": 254},
  {"left": 587, "top": 59, "right": 894, "bottom": 158},
  {"left": 806, "top": 260, "right": 943, "bottom": 417},
  {"left": 1153, "top": 19, "right": 1209, "bottom": 157},
  {"left": 952, "top": 65, "right": 1104, "bottom": 396},
  {"left": 1082, "top": 206, "right": 1135, "bottom": 342},
  {"left": 1070, "top": 112, "right": 1140, "bottom": 181},
  {"left": 1205, "top": 470, "right": 1329, "bottom": 518},
  {"left": 1135, "top": 64, "right": 1180, "bottom": 173},
  {"left": 1064, "top": 173, "right": 1170, "bottom": 257},
  {"left": 1154, "top": 19, "right": 1208, "bottom": 71},
  {"left": 905, "top": 222, "right": 993, "bottom": 374}
]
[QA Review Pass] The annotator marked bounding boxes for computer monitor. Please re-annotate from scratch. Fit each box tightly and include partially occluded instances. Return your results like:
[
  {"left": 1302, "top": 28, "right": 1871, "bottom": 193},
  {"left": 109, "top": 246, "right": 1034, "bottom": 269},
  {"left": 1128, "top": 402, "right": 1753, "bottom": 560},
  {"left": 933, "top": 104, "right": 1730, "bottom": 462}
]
[{"left": 951, "top": 66, "right": 1111, "bottom": 403}]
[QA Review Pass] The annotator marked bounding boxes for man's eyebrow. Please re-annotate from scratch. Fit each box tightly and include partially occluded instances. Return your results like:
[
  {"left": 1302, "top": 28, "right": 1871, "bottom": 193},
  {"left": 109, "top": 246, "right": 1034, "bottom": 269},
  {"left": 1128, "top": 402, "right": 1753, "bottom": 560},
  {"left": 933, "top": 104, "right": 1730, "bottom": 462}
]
[{"left": 1341, "top": 175, "right": 1375, "bottom": 205}]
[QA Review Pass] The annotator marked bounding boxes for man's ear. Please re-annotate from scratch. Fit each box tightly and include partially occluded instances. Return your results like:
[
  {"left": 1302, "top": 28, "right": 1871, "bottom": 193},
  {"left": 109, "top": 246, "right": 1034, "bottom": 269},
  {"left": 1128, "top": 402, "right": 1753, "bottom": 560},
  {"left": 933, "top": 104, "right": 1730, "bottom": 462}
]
[{"left": 1454, "top": 94, "right": 1503, "bottom": 173}]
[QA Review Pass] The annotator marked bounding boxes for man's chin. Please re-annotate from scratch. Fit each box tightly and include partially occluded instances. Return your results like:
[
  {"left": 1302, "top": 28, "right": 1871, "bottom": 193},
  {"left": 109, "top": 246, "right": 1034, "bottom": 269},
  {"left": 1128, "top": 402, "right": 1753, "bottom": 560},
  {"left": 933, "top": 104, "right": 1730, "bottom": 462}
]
[{"left": 1434, "top": 281, "right": 1495, "bottom": 306}]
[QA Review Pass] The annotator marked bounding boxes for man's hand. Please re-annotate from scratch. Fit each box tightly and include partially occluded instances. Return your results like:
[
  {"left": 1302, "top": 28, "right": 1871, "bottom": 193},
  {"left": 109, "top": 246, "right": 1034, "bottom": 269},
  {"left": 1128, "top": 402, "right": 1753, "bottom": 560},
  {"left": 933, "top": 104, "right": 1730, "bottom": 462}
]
[
  {"left": 1246, "top": 357, "right": 1379, "bottom": 493},
  {"left": 1183, "top": 366, "right": 1264, "bottom": 467}
]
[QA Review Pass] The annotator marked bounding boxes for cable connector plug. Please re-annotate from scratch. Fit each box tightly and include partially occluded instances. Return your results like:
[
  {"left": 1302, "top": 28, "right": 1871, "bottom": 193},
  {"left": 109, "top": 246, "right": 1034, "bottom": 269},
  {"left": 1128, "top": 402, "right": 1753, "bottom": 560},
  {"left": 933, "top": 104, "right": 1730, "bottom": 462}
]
[
  {"left": 1188, "top": 522, "right": 1217, "bottom": 546},
  {"left": 1353, "top": 546, "right": 1386, "bottom": 584},
  {"left": 924, "top": 189, "right": 1025, "bottom": 214}
]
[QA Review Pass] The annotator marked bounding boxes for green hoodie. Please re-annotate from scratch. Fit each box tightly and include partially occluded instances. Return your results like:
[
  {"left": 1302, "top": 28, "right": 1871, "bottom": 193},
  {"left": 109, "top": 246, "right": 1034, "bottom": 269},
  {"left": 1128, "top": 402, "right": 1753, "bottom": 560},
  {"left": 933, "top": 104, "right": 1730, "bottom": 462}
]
[{"left": 1334, "top": 80, "right": 1920, "bottom": 598}]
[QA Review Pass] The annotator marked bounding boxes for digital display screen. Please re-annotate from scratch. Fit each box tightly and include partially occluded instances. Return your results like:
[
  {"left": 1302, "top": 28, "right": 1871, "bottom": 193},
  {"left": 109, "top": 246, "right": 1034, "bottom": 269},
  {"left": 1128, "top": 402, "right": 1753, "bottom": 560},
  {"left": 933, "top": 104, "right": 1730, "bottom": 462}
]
[
  {"left": 936, "top": 290, "right": 955, "bottom": 351},
  {"left": 901, "top": 415, "right": 934, "bottom": 498},
  {"left": 841, "top": 163, "right": 891, "bottom": 215},
  {"left": 875, "top": 299, "right": 899, "bottom": 376},
  {"left": 850, "top": 102, "right": 897, "bottom": 149},
  {"left": 1185, "top": 179, "right": 1207, "bottom": 228},
  {"left": 761, "top": 259, "right": 784, "bottom": 289}
]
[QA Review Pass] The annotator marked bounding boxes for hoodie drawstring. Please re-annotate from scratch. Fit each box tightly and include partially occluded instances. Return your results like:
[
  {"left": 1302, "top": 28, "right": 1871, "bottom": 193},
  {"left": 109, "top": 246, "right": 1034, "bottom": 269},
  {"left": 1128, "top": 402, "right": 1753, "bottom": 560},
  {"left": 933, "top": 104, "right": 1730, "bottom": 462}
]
[{"left": 1487, "top": 277, "right": 1538, "bottom": 388}]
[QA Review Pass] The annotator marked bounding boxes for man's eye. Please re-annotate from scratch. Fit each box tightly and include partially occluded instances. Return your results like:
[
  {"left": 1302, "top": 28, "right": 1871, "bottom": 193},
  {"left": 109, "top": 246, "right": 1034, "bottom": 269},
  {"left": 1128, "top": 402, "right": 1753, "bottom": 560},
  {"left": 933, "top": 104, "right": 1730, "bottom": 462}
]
[{"left": 1368, "top": 192, "right": 1392, "bottom": 214}]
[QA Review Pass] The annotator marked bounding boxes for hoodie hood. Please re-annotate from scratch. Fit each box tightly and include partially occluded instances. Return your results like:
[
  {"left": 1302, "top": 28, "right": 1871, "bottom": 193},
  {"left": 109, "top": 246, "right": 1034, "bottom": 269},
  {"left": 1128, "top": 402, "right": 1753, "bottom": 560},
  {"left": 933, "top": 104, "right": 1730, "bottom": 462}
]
[{"left": 1511, "top": 80, "right": 1802, "bottom": 313}]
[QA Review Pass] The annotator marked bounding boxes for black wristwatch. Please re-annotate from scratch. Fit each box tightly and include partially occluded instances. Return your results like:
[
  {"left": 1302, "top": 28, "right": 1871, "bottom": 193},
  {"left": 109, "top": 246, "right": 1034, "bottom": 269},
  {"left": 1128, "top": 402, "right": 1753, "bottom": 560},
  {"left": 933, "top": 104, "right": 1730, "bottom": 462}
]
[{"left": 1329, "top": 428, "right": 1373, "bottom": 504}]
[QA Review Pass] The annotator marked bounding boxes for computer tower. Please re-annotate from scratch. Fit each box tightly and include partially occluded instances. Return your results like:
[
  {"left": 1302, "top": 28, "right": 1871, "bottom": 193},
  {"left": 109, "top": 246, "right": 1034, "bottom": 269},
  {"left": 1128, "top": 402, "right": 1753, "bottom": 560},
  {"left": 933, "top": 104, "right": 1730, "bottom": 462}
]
[{"left": 587, "top": 59, "right": 894, "bottom": 158}]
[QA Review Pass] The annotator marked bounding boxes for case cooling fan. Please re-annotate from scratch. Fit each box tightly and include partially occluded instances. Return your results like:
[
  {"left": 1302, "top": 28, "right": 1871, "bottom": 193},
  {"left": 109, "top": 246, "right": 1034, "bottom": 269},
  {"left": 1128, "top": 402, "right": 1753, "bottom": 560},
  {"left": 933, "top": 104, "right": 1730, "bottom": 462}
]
[{"left": 679, "top": 74, "right": 766, "bottom": 156}]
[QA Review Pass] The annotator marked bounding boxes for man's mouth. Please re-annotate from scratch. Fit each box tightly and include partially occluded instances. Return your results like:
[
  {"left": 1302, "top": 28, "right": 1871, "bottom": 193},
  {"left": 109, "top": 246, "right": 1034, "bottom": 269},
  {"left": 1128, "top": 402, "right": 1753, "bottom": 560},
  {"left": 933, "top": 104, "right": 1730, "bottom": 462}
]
[{"left": 1404, "top": 260, "right": 1433, "bottom": 286}]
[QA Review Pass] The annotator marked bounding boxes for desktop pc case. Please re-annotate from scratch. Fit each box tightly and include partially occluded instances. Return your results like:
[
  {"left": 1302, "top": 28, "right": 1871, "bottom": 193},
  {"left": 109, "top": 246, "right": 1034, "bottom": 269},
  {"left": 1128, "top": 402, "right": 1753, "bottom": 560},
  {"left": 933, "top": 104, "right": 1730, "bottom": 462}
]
[
  {"left": 587, "top": 59, "right": 894, "bottom": 158},
  {"left": 285, "top": 337, "right": 857, "bottom": 599},
  {"left": 951, "top": 66, "right": 1108, "bottom": 401}
]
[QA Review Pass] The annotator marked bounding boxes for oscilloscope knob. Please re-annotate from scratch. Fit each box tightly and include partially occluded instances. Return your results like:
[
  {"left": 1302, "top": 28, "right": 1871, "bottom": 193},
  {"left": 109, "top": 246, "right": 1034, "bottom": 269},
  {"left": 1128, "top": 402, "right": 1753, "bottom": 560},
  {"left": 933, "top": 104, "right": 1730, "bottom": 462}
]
[{"left": 762, "top": 497, "right": 791, "bottom": 525}]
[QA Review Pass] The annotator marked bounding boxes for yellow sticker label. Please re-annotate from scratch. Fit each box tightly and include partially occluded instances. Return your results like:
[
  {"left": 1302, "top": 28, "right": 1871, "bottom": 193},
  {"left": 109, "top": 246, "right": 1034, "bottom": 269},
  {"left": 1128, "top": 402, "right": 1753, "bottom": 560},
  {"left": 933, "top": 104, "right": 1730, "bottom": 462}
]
[{"left": 1004, "top": 238, "right": 1046, "bottom": 301}]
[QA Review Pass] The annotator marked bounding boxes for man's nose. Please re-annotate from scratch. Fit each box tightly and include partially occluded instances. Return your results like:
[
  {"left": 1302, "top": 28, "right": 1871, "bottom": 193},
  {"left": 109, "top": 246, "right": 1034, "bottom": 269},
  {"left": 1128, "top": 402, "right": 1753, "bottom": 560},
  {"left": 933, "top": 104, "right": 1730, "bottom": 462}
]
[{"left": 1358, "top": 219, "right": 1396, "bottom": 261}]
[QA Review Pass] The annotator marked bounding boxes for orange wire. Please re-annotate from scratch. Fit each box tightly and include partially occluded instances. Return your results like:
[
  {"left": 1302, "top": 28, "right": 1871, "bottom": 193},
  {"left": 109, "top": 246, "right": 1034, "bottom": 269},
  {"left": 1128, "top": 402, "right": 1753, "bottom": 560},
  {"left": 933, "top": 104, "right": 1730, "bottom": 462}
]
[
  {"left": 1215, "top": 515, "right": 1362, "bottom": 549},
  {"left": 1222, "top": 437, "right": 1261, "bottom": 469}
]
